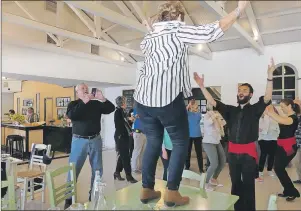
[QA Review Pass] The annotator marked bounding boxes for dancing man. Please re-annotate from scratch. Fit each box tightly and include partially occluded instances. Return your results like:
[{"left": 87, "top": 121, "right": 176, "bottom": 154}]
[
  {"left": 134, "top": 0, "right": 249, "bottom": 207},
  {"left": 194, "top": 58, "right": 276, "bottom": 211}
]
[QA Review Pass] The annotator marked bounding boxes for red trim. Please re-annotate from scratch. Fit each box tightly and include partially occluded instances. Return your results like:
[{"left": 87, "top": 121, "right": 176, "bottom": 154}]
[
  {"left": 277, "top": 137, "right": 296, "bottom": 156},
  {"left": 228, "top": 141, "right": 258, "bottom": 163}
]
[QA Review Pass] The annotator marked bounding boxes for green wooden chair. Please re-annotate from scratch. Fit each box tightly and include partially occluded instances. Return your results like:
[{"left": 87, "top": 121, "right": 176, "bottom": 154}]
[
  {"left": 1, "top": 176, "right": 17, "bottom": 210},
  {"left": 46, "top": 163, "right": 77, "bottom": 208},
  {"left": 267, "top": 194, "right": 277, "bottom": 210},
  {"left": 182, "top": 170, "right": 208, "bottom": 198}
]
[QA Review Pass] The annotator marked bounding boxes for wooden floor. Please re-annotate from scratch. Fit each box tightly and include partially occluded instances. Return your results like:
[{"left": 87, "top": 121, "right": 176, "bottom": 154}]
[{"left": 20, "top": 149, "right": 301, "bottom": 210}]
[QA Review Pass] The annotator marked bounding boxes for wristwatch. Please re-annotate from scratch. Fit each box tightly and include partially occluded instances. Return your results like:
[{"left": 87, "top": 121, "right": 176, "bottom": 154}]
[{"left": 267, "top": 78, "right": 273, "bottom": 81}]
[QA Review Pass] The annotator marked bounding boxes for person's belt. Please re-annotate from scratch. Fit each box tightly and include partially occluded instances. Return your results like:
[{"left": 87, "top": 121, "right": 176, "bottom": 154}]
[
  {"left": 277, "top": 137, "right": 296, "bottom": 156},
  {"left": 73, "top": 133, "right": 100, "bottom": 140},
  {"left": 228, "top": 141, "right": 258, "bottom": 163},
  {"left": 133, "top": 129, "right": 143, "bottom": 133}
]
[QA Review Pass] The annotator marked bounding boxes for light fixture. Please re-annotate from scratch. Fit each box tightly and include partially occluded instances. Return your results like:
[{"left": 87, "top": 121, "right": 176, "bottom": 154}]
[
  {"left": 120, "top": 57, "right": 125, "bottom": 61},
  {"left": 2, "top": 77, "right": 7, "bottom": 80}
]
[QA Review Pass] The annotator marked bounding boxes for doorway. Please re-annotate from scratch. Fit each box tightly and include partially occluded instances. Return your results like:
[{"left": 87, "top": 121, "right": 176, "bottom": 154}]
[{"left": 44, "top": 98, "right": 53, "bottom": 122}]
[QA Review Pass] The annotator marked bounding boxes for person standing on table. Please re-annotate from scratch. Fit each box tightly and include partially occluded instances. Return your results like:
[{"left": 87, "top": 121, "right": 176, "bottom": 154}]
[
  {"left": 131, "top": 108, "right": 147, "bottom": 174},
  {"left": 64, "top": 84, "right": 115, "bottom": 209},
  {"left": 185, "top": 98, "right": 204, "bottom": 173},
  {"left": 265, "top": 100, "right": 300, "bottom": 201},
  {"left": 134, "top": 0, "right": 250, "bottom": 207},
  {"left": 193, "top": 58, "right": 276, "bottom": 211}
]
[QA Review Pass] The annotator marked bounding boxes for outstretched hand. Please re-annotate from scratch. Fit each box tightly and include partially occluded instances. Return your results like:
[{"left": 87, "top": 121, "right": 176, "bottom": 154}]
[
  {"left": 267, "top": 57, "right": 276, "bottom": 76},
  {"left": 193, "top": 72, "right": 204, "bottom": 88}
]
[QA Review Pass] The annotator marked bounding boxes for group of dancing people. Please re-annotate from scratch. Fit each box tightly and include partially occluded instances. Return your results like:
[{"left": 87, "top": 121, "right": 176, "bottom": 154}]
[{"left": 64, "top": 1, "right": 300, "bottom": 210}]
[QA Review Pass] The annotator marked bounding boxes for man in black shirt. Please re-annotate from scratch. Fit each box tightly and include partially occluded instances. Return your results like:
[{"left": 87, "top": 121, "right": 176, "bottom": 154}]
[
  {"left": 65, "top": 83, "right": 115, "bottom": 209},
  {"left": 194, "top": 58, "right": 276, "bottom": 211}
]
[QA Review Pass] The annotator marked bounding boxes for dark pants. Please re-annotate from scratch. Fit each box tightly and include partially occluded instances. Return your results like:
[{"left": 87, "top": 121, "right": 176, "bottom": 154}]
[
  {"left": 186, "top": 137, "right": 204, "bottom": 173},
  {"left": 136, "top": 93, "right": 189, "bottom": 190},
  {"left": 228, "top": 153, "right": 257, "bottom": 211},
  {"left": 274, "top": 144, "right": 300, "bottom": 197},
  {"left": 115, "top": 134, "right": 132, "bottom": 176},
  {"left": 258, "top": 140, "right": 277, "bottom": 172},
  {"left": 129, "top": 135, "right": 134, "bottom": 158},
  {"left": 160, "top": 149, "right": 172, "bottom": 181}
]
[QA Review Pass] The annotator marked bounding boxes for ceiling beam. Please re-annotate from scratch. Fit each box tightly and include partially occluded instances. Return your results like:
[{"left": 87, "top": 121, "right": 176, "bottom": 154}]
[
  {"left": 261, "top": 26, "right": 301, "bottom": 35},
  {"left": 102, "top": 24, "right": 118, "bottom": 33},
  {"left": 256, "top": 7, "right": 301, "bottom": 20},
  {"left": 3, "top": 13, "right": 143, "bottom": 57},
  {"left": 114, "top": 1, "right": 138, "bottom": 20},
  {"left": 129, "top": 1, "right": 151, "bottom": 29},
  {"left": 66, "top": 3, "right": 97, "bottom": 35},
  {"left": 245, "top": 2, "right": 264, "bottom": 46},
  {"left": 61, "top": 4, "right": 137, "bottom": 63},
  {"left": 199, "top": 1, "right": 264, "bottom": 55},
  {"left": 180, "top": 1, "right": 212, "bottom": 60},
  {"left": 65, "top": 1, "right": 146, "bottom": 33},
  {"left": 14, "top": 1, "right": 60, "bottom": 46}
]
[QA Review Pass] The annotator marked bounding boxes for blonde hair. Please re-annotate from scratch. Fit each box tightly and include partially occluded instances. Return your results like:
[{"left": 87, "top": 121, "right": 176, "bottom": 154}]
[{"left": 157, "top": 1, "right": 185, "bottom": 22}]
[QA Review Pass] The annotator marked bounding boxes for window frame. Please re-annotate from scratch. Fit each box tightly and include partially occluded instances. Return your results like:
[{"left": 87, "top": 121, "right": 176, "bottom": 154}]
[{"left": 272, "top": 63, "right": 298, "bottom": 103}]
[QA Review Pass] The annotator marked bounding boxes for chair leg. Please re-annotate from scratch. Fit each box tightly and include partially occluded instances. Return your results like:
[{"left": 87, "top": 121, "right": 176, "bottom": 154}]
[
  {"left": 42, "top": 175, "right": 45, "bottom": 203},
  {"left": 30, "top": 178, "right": 34, "bottom": 200},
  {"left": 21, "top": 178, "right": 28, "bottom": 210}
]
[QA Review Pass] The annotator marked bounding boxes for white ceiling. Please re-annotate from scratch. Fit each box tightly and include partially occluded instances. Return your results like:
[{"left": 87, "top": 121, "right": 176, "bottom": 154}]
[
  {"left": 2, "top": 1, "right": 301, "bottom": 63},
  {"left": 2, "top": 73, "right": 125, "bottom": 88}
]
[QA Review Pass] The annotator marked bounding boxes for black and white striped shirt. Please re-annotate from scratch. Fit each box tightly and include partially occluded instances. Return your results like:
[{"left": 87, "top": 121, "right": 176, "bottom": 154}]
[{"left": 134, "top": 21, "right": 224, "bottom": 107}]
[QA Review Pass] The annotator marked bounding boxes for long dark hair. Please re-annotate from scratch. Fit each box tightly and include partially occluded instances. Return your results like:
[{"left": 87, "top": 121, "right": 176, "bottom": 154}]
[{"left": 281, "top": 99, "right": 301, "bottom": 115}]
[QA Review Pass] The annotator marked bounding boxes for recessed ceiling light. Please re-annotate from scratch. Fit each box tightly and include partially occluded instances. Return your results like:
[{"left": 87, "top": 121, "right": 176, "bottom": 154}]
[
  {"left": 197, "top": 45, "right": 203, "bottom": 51},
  {"left": 121, "top": 57, "right": 125, "bottom": 61},
  {"left": 2, "top": 77, "right": 7, "bottom": 79}
]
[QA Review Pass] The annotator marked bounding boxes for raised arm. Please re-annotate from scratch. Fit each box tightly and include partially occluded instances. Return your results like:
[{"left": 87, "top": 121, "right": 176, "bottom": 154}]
[
  {"left": 266, "top": 105, "right": 294, "bottom": 125},
  {"left": 177, "top": 1, "right": 249, "bottom": 44},
  {"left": 193, "top": 73, "right": 216, "bottom": 107},
  {"left": 219, "top": 1, "right": 249, "bottom": 32},
  {"left": 264, "top": 58, "right": 276, "bottom": 103}
]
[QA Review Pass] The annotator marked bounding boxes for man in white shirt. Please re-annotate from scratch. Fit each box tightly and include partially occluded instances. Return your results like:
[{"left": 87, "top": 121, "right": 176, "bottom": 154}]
[{"left": 135, "top": 0, "right": 250, "bottom": 207}]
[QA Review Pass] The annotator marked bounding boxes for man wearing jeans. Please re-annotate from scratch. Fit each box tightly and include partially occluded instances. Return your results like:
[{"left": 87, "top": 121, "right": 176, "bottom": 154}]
[
  {"left": 134, "top": 1, "right": 249, "bottom": 207},
  {"left": 131, "top": 108, "right": 146, "bottom": 173},
  {"left": 65, "top": 83, "right": 115, "bottom": 209}
]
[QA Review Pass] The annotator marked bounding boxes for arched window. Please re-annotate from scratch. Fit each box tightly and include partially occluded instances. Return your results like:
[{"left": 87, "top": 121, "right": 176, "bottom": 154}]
[{"left": 272, "top": 63, "right": 298, "bottom": 104}]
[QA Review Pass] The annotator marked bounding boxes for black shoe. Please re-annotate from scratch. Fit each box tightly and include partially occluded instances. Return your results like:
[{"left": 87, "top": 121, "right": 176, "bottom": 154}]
[
  {"left": 114, "top": 172, "right": 125, "bottom": 181},
  {"left": 126, "top": 175, "right": 138, "bottom": 183},
  {"left": 278, "top": 193, "right": 288, "bottom": 198},
  {"left": 286, "top": 196, "right": 296, "bottom": 202},
  {"left": 64, "top": 199, "right": 72, "bottom": 210},
  {"left": 293, "top": 180, "right": 301, "bottom": 184}
]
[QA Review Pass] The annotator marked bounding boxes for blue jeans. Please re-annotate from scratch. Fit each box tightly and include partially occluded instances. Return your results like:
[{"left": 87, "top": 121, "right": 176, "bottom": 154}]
[
  {"left": 136, "top": 93, "right": 189, "bottom": 190},
  {"left": 67, "top": 135, "right": 103, "bottom": 197}
]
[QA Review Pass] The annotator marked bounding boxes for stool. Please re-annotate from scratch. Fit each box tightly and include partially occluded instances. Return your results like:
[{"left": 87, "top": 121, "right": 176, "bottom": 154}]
[{"left": 6, "top": 135, "right": 24, "bottom": 160}]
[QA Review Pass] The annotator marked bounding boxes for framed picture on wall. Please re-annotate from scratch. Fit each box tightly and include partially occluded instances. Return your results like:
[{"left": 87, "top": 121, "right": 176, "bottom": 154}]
[
  {"left": 57, "top": 108, "right": 67, "bottom": 120},
  {"left": 56, "top": 97, "right": 71, "bottom": 107},
  {"left": 23, "top": 99, "right": 33, "bottom": 107},
  {"left": 22, "top": 107, "right": 27, "bottom": 115}
]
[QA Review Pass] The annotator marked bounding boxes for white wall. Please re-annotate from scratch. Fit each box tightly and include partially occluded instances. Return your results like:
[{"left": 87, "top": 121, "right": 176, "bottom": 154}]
[
  {"left": 2, "top": 44, "right": 136, "bottom": 86},
  {"left": 1, "top": 93, "right": 14, "bottom": 118},
  {"left": 188, "top": 42, "right": 301, "bottom": 104}
]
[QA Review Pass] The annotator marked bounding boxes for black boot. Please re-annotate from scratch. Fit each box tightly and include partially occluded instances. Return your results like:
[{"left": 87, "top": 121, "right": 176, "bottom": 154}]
[
  {"left": 64, "top": 199, "right": 72, "bottom": 210},
  {"left": 114, "top": 172, "right": 125, "bottom": 181},
  {"left": 126, "top": 175, "right": 138, "bottom": 183}
]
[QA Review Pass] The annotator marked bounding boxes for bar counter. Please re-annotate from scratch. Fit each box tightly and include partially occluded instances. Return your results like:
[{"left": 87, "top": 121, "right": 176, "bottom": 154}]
[
  {"left": 1, "top": 123, "right": 44, "bottom": 157},
  {"left": 1, "top": 123, "right": 72, "bottom": 158}
]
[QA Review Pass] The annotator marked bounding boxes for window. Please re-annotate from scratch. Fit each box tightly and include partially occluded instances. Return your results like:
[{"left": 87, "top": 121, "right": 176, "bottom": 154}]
[
  {"left": 45, "top": 0, "right": 57, "bottom": 13},
  {"left": 91, "top": 44, "right": 99, "bottom": 55},
  {"left": 47, "top": 34, "right": 57, "bottom": 45},
  {"left": 272, "top": 63, "right": 298, "bottom": 104}
]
